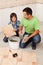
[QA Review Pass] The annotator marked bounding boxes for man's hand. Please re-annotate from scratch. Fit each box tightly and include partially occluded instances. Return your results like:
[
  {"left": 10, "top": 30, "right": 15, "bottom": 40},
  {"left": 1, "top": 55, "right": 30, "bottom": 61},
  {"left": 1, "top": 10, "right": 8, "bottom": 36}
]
[
  {"left": 24, "top": 37, "right": 30, "bottom": 42},
  {"left": 19, "top": 31, "right": 22, "bottom": 35},
  {"left": 19, "top": 31, "right": 23, "bottom": 39},
  {"left": 19, "top": 26, "right": 23, "bottom": 35}
]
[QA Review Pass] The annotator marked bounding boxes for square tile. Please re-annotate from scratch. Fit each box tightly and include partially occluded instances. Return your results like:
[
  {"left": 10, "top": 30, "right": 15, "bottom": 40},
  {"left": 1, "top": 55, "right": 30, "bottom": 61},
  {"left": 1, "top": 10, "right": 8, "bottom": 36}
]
[
  {"left": 0, "top": 56, "right": 3, "bottom": 65},
  {"left": 8, "top": 49, "right": 22, "bottom": 62},
  {"left": 1, "top": 58, "right": 17, "bottom": 65},
  {"left": 32, "top": 62, "right": 38, "bottom": 65},
  {"left": 22, "top": 51, "right": 37, "bottom": 62},
  {"left": 17, "top": 62, "right": 32, "bottom": 65},
  {"left": 0, "top": 47, "right": 9, "bottom": 56}
]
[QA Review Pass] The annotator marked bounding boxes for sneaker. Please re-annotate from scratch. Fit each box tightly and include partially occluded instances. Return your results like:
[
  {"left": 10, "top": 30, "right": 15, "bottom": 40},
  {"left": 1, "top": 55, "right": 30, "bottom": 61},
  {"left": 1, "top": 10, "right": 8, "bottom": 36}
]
[{"left": 3, "top": 36, "right": 8, "bottom": 42}]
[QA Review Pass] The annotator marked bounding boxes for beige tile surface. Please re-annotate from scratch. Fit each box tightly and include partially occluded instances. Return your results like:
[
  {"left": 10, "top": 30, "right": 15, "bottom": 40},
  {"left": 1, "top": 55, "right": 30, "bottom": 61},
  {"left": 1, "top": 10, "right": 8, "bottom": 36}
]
[
  {"left": 0, "top": 47, "right": 9, "bottom": 56},
  {"left": 22, "top": 51, "right": 37, "bottom": 62},
  {"left": 1, "top": 48, "right": 22, "bottom": 65},
  {"left": 1, "top": 58, "right": 17, "bottom": 65},
  {"left": 17, "top": 62, "right": 32, "bottom": 65},
  {"left": 0, "top": 47, "right": 38, "bottom": 65},
  {"left": 8, "top": 49, "right": 22, "bottom": 62},
  {"left": 32, "top": 62, "right": 38, "bottom": 65},
  {"left": 0, "top": 56, "right": 3, "bottom": 65}
]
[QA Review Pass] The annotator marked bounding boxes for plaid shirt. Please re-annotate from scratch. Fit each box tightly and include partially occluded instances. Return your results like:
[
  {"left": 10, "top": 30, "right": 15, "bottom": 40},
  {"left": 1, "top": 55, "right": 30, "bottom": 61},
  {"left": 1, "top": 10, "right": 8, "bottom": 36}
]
[{"left": 8, "top": 20, "right": 20, "bottom": 31}]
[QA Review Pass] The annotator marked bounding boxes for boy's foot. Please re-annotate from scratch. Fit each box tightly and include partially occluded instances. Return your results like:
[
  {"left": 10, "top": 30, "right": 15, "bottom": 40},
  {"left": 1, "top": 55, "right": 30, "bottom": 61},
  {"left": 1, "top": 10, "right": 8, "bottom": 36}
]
[{"left": 3, "top": 37, "right": 8, "bottom": 42}]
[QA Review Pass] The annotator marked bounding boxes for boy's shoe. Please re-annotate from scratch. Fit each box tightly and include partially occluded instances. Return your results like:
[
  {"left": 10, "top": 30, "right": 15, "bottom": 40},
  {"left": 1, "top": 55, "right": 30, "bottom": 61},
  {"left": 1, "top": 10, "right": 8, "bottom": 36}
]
[{"left": 3, "top": 36, "right": 8, "bottom": 42}]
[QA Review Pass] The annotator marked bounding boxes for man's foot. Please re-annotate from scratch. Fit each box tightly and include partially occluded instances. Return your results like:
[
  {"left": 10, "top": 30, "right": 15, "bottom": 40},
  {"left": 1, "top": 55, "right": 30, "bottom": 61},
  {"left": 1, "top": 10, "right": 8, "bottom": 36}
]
[{"left": 32, "top": 46, "right": 36, "bottom": 50}]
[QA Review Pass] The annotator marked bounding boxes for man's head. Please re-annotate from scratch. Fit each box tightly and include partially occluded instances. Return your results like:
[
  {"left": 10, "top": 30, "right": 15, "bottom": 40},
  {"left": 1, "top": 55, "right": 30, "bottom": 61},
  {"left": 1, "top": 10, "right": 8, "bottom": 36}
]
[
  {"left": 23, "top": 7, "right": 33, "bottom": 19},
  {"left": 10, "top": 13, "right": 17, "bottom": 22}
]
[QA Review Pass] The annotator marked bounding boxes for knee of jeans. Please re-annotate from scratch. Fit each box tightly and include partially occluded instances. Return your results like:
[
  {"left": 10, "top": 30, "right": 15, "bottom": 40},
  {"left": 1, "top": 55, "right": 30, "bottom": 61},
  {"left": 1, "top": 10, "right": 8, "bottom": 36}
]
[
  {"left": 34, "top": 40, "right": 40, "bottom": 43},
  {"left": 33, "top": 36, "right": 41, "bottom": 43},
  {"left": 19, "top": 43, "right": 26, "bottom": 48}
]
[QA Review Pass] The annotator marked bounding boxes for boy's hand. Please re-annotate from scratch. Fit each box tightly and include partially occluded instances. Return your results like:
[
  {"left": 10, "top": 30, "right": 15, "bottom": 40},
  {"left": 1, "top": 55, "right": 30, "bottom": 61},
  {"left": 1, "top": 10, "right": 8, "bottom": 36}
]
[{"left": 13, "top": 28, "right": 16, "bottom": 32}]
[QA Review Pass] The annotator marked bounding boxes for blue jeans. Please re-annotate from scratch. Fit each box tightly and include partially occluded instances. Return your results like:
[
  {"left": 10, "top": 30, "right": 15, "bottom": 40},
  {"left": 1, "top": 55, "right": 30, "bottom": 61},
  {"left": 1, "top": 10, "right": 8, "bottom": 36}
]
[{"left": 19, "top": 32, "right": 41, "bottom": 48}]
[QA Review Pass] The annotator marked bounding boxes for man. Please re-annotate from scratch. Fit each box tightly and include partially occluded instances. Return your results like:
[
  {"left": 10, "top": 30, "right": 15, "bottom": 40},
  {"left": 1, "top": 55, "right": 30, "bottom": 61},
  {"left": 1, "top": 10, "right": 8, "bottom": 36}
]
[{"left": 19, "top": 7, "right": 41, "bottom": 50}]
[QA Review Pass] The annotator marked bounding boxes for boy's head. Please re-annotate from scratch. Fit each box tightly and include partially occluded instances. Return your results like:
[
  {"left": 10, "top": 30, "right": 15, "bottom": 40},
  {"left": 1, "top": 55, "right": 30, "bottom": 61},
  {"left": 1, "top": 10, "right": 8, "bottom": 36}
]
[
  {"left": 23, "top": 7, "right": 33, "bottom": 19},
  {"left": 10, "top": 13, "right": 17, "bottom": 22}
]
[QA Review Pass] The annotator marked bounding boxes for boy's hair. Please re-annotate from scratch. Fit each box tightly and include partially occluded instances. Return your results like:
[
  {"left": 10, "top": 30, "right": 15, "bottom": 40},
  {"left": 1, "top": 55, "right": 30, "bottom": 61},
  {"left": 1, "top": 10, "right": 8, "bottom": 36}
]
[
  {"left": 10, "top": 13, "right": 17, "bottom": 21},
  {"left": 23, "top": 7, "right": 32, "bottom": 15}
]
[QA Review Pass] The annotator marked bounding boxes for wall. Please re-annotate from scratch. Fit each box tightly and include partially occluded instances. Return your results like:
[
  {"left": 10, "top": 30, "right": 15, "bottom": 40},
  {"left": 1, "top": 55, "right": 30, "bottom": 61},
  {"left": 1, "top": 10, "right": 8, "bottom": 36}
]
[
  {"left": 0, "top": 0, "right": 36, "bottom": 8},
  {"left": 0, "top": 0, "right": 43, "bottom": 8},
  {"left": 35, "top": 4, "right": 43, "bottom": 22}
]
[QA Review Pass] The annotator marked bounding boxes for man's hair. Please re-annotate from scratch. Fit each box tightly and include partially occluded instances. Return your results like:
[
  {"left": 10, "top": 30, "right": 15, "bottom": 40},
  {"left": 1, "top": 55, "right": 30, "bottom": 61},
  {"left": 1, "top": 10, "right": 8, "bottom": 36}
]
[
  {"left": 10, "top": 13, "right": 17, "bottom": 21},
  {"left": 23, "top": 7, "right": 32, "bottom": 15}
]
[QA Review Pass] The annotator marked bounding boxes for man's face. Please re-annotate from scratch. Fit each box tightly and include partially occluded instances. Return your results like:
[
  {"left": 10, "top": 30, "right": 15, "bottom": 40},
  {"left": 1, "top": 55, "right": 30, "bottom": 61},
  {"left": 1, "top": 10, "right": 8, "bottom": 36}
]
[
  {"left": 11, "top": 16, "right": 16, "bottom": 22},
  {"left": 23, "top": 12, "right": 30, "bottom": 19}
]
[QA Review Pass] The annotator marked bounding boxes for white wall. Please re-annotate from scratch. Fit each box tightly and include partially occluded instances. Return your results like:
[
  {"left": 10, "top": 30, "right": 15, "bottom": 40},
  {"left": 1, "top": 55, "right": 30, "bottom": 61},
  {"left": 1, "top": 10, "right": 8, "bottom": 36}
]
[
  {"left": 36, "top": 4, "right": 43, "bottom": 22},
  {"left": 0, "top": 4, "right": 43, "bottom": 32}
]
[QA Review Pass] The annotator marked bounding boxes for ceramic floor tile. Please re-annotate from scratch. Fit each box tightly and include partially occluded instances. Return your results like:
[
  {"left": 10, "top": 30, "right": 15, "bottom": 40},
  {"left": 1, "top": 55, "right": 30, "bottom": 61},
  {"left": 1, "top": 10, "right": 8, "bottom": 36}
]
[
  {"left": 22, "top": 51, "right": 37, "bottom": 62},
  {"left": 0, "top": 56, "right": 3, "bottom": 65},
  {"left": 17, "top": 62, "right": 32, "bottom": 65},
  {"left": 1, "top": 57, "right": 17, "bottom": 65},
  {"left": 32, "top": 62, "right": 38, "bottom": 65},
  {"left": 8, "top": 49, "right": 22, "bottom": 62},
  {"left": 0, "top": 47, "right": 9, "bottom": 56}
]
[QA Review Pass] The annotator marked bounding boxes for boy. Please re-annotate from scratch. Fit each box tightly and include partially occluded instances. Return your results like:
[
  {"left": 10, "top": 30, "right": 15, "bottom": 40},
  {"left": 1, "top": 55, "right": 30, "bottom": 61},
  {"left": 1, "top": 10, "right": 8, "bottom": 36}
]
[{"left": 3, "top": 13, "right": 20, "bottom": 42}]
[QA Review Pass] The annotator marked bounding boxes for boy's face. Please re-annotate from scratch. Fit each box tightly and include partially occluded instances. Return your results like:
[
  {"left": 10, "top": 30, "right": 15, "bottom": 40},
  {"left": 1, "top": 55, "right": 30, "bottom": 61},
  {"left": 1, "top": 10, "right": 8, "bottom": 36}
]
[
  {"left": 11, "top": 16, "right": 16, "bottom": 22},
  {"left": 23, "top": 12, "right": 30, "bottom": 19}
]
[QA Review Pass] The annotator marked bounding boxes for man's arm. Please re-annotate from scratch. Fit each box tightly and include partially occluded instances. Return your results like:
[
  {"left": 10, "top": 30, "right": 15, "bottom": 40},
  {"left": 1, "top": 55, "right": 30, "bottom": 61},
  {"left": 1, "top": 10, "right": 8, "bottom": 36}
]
[
  {"left": 28, "top": 30, "right": 40, "bottom": 39},
  {"left": 19, "top": 26, "right": 23, "bottom": 35},
  {"left": 24, "top": 30, "right": 40, "bottom": 42}
]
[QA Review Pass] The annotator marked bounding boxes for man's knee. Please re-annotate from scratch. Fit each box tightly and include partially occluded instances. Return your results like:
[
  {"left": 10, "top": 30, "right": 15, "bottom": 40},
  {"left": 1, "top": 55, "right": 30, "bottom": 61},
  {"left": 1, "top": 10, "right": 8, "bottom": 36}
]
[
  {"left": 19, "top": 43, "right": 26, "bottom": 48},
  {"left": 33, "top": 34, "right": 41, "bottom": 43}
]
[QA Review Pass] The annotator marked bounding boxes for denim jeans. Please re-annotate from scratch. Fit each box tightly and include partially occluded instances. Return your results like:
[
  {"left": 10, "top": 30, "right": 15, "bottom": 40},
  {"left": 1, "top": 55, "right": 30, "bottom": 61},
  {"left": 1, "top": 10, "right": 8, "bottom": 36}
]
[{"left": 19, "top": 32, "right": 41, "bottom": 48}]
